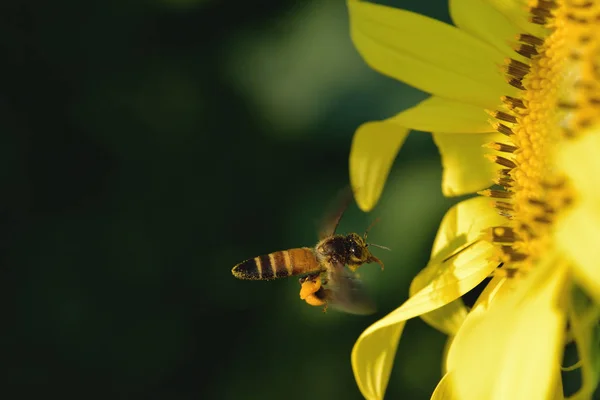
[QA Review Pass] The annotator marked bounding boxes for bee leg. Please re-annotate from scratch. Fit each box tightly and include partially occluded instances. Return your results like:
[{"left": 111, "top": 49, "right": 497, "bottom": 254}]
[
  {"left": 322, "top": 302, "right": 328, "bottom": 313},
  {"left": 298, "top": 273, "right": 320, "bottom": 285}
]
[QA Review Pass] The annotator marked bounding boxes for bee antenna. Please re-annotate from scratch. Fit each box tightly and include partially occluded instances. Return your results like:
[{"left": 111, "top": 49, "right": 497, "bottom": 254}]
[
  {"left": 363, "top": 217, "right": 381, "bottom": 241},
  {"left": 368, "top": 243, "right": 391, "bottom": 251}
]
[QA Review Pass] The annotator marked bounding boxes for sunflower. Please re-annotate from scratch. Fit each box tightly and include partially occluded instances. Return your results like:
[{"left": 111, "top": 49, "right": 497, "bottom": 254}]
[{"left": 347, "top": 0, "right": 600, "bottom": 399}]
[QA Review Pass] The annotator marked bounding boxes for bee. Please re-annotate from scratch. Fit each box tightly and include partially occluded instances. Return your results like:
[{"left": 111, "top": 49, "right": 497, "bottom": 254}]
[{"left": 231, "top": 187, "right": 388, "bottom": 315}]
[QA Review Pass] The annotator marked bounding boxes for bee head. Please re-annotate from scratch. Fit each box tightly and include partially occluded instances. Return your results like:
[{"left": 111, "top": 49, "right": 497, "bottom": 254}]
[{"left": 344, "top": 233, "right": 384, "bottom": 270}]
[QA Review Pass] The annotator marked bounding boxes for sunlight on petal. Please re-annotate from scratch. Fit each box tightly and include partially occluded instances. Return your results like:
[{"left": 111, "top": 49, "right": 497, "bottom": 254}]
[
  {"left": 408, "top": 196, "right": 506, "bottom": 336},
  {"left": 348, "top": 0, "right": 510, "bottom": 107},
  {"left": 399, "top": 241, "right": 497, "bottom": 323},
  {"left": 431, "top": 372, "right": 457, "bottom": 400},
  {"left": 486, "top": 0, "right": 547, "bottom": 37},
  {"left": 556, "top": 127, "right": 600, "bottom": 303},
  {"left": 414, "top": 299, "right": 467, "bottom": 337},
  {"left": 449, "top": 0, "right": 522, "bottom": 57},
  {"left": 556, "top": 205, "right": 600, "bottom": 304},
  {"left": 390, "top": 96, "right": 494, "bottom": 134},
  {"left": 445, "top": 275, "right": 507, "bottom": 371},
  {"left": 433, "top": 132, "right": 507, "bottom": 197},
  {"left": 552, "top": 372, "right": 565, "bottom": 400},
  {"left": 429, "top": 196, "right": 507, "bottom": 261},
  {"left": 349, "top": 120, "right": 409, "bottom": 212},
  {"left": 352, "top": 322, "right": 404, "bottom": 400},
  {"left": 566, "top": 287, "right": 600, "bottom": 399},
  {"left": 558, "top": 126, "right": 600, "bottom": 202},
  {"left": 442, "top": 336, "right": 454, "bottom": 376},
  {"left": 466, "top": 274, "right": 507, "bottom": 316},
  {"left": 448, "top": 257, "right": 568, "bottom": 400},
  {"left": 351, "top": 234, "right": 500, "bottom": 400}
]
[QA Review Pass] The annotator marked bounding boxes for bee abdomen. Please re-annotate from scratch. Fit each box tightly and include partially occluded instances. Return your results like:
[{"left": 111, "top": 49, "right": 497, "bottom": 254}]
[{"left": 232, "top": 248, "right": 319, "bottom": 280}]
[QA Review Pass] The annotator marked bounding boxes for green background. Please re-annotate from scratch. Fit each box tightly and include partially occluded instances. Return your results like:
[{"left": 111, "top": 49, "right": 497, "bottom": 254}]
[{"left": 0, "top": 0, "right": 509, "bottom": 399}]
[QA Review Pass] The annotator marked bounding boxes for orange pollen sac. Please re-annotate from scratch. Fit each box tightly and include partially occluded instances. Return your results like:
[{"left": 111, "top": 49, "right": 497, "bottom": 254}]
[
  {"left": 299, "top": 277, "right": 322, "bottom": 300},
  {"left": 481, "top": 0, "right": 599, "bottom": 272},
  {"left": 303, "top": 293, "right": 326, "bottom": 307}
]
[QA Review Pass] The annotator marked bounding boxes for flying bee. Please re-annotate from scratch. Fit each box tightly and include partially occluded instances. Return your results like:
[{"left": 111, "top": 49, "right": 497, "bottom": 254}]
[{"left": 231, "top": 187, "right": 389, "bottom": 315}]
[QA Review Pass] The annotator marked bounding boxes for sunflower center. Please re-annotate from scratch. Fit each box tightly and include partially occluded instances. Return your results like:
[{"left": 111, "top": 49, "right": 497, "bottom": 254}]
[{"left": 480, "top": 0, "right": 600, "bottom": 273}]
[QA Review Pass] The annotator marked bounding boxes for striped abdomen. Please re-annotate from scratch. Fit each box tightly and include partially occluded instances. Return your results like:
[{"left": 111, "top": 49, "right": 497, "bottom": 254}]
[{"left": 232, "top": 247, "right": 322, "bottom": 280}]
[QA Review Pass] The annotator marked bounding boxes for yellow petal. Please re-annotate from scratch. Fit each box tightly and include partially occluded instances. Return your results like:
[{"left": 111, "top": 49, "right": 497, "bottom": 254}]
[
  {"left": 486, "top": 0, "right": 547, "bottom": 37},
  {"left": 552, "top": 372, "right": 565, "bottom": 400},
  {"left": 410, "top": 196, "right": 506, "bottom": 334},
  {"left": 429, "top": 196, "right": 507, "bottom": 260},
  {"left": 352, "top": 241, "right": 497, "bottom": 400},
  {"left": 445, "top": 274, "right": 507, "bottom": 371},
  {"left": 389, "top": 96, "right": 494, "bottom": 134},
  {"left": 566, "top": 289, "right": 600, "bottom": 400},
  {"left": 556, "top": 204, "right": 600, "bottom": 304},
  {"left": 349, "top": 120, "right": 409, "bottom": 212},
  {"left": 352, "top": 197, "right": 505, "bottom": 399},
  {"left": 441, "top": 336, "right": 455, "bottom": 376},
  {"left": 431, "top": 372, "right": 457, "bottom": 400},
  {"left": 449, "top": 0, "right": 523, "bottom": 57},
  {"left": 409, "top": 197, "right": 505, "bottom": 335},
  {"left": 558, "top": 126, "right": 600, "bottom": 202},
  {"left": 348, "top": 0, "right": 509, "bottom": 108},
  {"left": 448, "top": 257, "right": 568, "bottom": 400},
  {"left": 556, "top": 127, "right": 600, "bottom": 303},
  {"left": 432, "top": 131, "right": 507, "bottom": 197},
  {"left": 401, "top": 240, "right": 498, "bottom": 323},
  {"left": 352, "top": 322, "right": 404, "bottom": 400},
  {"left": 414, "top": 298, "right": 467, "bottom": 337},
  {"left": 465, "top": 274, "right": 507, "bottom": 316}
]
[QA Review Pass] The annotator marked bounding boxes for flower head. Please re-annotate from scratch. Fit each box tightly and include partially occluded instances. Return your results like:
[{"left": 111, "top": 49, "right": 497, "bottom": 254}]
[{"left": 347, "top": 0, "right": 600, "bottom": 399}]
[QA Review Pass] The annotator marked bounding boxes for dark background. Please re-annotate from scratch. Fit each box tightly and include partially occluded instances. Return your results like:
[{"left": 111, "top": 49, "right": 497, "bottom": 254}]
[{"left": 0, "top": 0, "right": 500, "bottom": 399}]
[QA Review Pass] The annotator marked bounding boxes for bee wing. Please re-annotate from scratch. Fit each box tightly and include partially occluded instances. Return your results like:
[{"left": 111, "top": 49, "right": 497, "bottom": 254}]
[
  {"left": 318, "top": 186, "right": 355, "bottom": 240},
  {"left": 324, "top": 261, "right": 377, "bottom": 315}
]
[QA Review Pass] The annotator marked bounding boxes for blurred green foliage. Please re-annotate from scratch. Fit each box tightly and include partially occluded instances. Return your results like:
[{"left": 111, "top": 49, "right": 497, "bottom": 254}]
[{"left": 1, "top": 0, "right": 468, "bottom": 399}]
